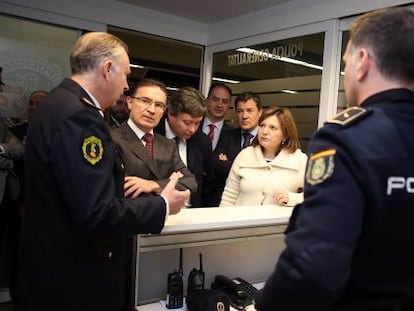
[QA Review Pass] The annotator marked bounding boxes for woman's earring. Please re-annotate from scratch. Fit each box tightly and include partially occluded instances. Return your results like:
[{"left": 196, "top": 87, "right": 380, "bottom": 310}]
[{"left": 281, "top": 139, "right": 286, "bottom": 146}]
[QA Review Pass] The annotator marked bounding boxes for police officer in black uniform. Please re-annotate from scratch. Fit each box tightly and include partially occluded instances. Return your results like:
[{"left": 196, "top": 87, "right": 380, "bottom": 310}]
[
  {"left": 16, "top": 32, "right": 189, "bottom": 311},
  {"left": 256, "top": 7, "right": 414, "bottom": 311}
]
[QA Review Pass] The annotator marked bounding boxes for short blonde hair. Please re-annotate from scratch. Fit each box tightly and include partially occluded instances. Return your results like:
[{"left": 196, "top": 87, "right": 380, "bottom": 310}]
[{"left": 70, "top": 32, "right": 128, "bottom": 74}]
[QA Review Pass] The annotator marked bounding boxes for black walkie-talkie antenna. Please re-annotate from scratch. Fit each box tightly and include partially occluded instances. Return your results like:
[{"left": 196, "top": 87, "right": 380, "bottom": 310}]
[
  {"left": 179, "top": 248, "right": 183, "bottom": 274},
  {"left": 199, "top": 253, "right": 203, "bottom": 271}
]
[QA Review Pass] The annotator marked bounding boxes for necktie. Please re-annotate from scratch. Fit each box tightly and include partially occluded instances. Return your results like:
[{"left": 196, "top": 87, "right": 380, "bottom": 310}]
[
  {"left": 173, "top": 136, "right": 180, "bottom": 147},
  {"left": 207, "top": 123, "right": 215, "bottom": 143},
  {"left": 143, "top": 133, "right": 153, "bottom": 158},
  {"left": 242, "top": 132, "right": 253, "bottom": 148}
]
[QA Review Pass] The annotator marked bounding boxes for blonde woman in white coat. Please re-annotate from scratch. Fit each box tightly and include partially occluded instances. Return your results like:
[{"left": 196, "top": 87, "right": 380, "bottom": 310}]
[{"left": 220, "top": 107, "right": 307, "bottom": 207}]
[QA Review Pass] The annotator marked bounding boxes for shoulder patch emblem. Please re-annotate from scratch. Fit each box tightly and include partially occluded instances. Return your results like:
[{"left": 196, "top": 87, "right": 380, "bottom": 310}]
[
  {"left": 82, "top": 135, "right": 104, "bottom": 165},
  {"left": 327, "top": 107, "right": 369, "bottom": 126},
  {"left": 306, "top": 149, "right": 336, "bottom": 185}
]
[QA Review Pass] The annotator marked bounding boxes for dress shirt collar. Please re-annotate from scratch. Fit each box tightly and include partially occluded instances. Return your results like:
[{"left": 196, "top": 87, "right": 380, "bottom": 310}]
[
  {"left": 127, "top": 118, "right": 154, "bottom": 140},
  {"left": 165, "top": 119, "right": 180, "bottom": 141},
  {"left": 247, "top": 127, "right": 258, "bottom": 137},
  {"left": 203, "top": 117, "right": 224, "bottom": 133}
]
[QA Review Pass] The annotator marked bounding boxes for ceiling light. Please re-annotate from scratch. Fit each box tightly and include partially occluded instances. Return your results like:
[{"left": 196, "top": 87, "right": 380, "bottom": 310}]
[
  {"left": 130, "top": 63, "right": 145, "bottom": 69},
  {"left": 212, "top": 77, "right": 240, "bottom": 84},
  {"left": 166, "top": 86, "right": 179, "bottom": 91},
  {"left": 236, "top": 48, "right": 323, "bottom": 71},
  {"left": 281, "top": 89, "right": 298, "bottom": 94}
]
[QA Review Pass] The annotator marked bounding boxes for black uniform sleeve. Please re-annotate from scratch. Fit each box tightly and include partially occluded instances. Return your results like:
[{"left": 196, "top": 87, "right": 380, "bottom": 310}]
[{"left": 51, "top": 109, "right": 166, "bottom": 238}]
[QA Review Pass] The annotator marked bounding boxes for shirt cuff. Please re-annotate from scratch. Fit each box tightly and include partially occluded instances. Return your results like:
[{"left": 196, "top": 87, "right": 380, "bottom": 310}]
[{"left": 160, "top": 195, "right": 169, "bottom": 221}]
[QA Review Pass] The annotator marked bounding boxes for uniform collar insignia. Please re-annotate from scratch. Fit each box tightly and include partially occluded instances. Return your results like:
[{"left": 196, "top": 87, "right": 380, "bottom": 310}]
[
  {"left": 327, "top": 106, "right": 370, "bottom": 126},
  {"left": 81, "top": 97, "right": 101, "bottom": 111}
]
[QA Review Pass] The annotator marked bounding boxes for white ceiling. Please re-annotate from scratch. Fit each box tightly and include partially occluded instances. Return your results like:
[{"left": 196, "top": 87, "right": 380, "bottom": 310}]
[{"left": 117, "top": 0, "right": 293, "bottom": 23}]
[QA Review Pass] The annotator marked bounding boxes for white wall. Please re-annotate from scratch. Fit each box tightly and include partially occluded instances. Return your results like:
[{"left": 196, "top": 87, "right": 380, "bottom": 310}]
[
  {"left": 208, "top": 0, "right": 413, "bottom": 45},
  {"left": 2, "top": 0, "right": 413, "bottom": 46},
  {"left": 0, "top": 0, "right": 209, "bottom": 45}
]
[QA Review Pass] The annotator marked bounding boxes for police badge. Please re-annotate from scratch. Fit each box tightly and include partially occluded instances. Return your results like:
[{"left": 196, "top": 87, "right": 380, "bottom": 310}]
[
  {"left": 82, "top": 135, "right": 104, "bottom": 165},
  {"left": 306, "top": 149, "right": 336, "bottom": 185}
]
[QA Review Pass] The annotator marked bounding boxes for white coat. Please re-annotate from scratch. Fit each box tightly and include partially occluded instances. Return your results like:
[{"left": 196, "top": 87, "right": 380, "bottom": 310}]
[{"left": 220, "top": 145, "right": 308, "bottom": 207}]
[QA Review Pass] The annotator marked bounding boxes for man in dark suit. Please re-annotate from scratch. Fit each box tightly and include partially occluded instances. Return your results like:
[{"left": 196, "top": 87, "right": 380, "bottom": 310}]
[
  {"left": 111, "top": 79, "right": 197, "bottom": 198},
  {"left": 199, "top": 83, "right": 234, "bottom": 150},
  {"left": 206, "top": 91, "right": 262, "bottom": 207},
  {"left": 200, "top": 83, "right": 234, "bottom": 206},
  {"left": 155, "top": 86, "right": 212, "bottom": 207},
  {"left": 17, "top": 32, "right": 189, "bottom": 311},
  {"left": 111, "top": 79, "right": 196, "bottom": 310}
]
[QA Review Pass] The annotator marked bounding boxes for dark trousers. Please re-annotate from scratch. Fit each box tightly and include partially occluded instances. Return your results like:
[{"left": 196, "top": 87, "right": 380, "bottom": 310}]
[{"left": 0, "top": 194, "right": 21, "bottom": 301}]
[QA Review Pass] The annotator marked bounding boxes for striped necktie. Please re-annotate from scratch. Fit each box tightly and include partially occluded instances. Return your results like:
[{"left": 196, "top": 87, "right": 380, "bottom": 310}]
[
  {"left": 143, "top": 133, "right": 153, "bottom": 158},
  {"left": 207, "top": 123, "right": 215, "bottom": 143}
]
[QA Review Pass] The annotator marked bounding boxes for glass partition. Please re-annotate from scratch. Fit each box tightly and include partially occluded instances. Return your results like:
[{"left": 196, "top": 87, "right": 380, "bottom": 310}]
[
  {"left": 0, "top": 14, "right": 78, "bottom": 301},
  {"left": 337, "top": 31, "right": 349, "bottom": 113},
  {"left": 108, "top": 26, "right": 203, "bottom": 91},
  {"left": 0, "top": 15, "right": 78, "bottom": 124},
  {"left": 212, "top": 33, "right": 325, "bottom": 151}
]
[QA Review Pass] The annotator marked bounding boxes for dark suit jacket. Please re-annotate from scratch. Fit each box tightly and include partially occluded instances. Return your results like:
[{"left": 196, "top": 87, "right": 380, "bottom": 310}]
[
  {"left": 154, "top": 116, "right": 212, "bottom": 207},
  {"left": 198, "top": 117, "right": 234, "bottom": 150},
  {"left": 111, "top": 122, "right": 197, "bottom": 194},
  {"left": 203, "top": 128, "right": 243, "bottom": 207},
  {"left": 198, "top": 119, "right": 233, "bottom": 206},
  {"left": 17, "top": 78, "right": 166, "bottom": 311}
]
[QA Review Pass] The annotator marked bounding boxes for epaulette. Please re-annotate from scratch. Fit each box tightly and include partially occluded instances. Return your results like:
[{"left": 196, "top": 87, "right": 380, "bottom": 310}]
[
  {"left": 327, "top": 106, "right": 370, "bottom": 127},
  {"left": 81, "top": 97, "right": 101, "bottom": 112}
]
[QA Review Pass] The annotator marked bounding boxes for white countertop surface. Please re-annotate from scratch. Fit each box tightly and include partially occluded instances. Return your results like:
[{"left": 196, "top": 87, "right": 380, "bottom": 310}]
[{"left": 161, "top": 205, "right": 293, "bottom": 234}]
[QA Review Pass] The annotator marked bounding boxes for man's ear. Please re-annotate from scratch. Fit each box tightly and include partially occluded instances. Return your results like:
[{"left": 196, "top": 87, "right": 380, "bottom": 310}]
[
  {"left": 103, "top": 60, "right": 113, "bottom": 78},
  {"left": 126, "top": 96, "right": 133, "bottom": 110},
  {"left": 357, "top": 48, "right": 371, "bottom": 82}
]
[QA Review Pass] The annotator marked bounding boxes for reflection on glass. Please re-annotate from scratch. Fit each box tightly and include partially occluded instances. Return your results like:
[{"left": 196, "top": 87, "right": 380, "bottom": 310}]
[
  {"left": 0, "top": 15, "right": 76, "bottom": 124},
  {"left": 338, "top": 31, "right": 350, "bottom": 113},
  {"left": 108, "top": 26, "right": 203, "bottom": 91},
  {"left": 212, "top": 33, "right": 325, "bottom": 151}
]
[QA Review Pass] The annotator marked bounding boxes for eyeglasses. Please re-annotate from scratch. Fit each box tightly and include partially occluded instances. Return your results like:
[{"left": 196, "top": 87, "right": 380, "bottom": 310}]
[{"left": 129, "top": 96, "right": 166, "bottom": 111}]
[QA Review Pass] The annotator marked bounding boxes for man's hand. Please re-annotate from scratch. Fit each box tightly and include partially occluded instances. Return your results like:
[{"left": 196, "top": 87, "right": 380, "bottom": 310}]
[
  {"left": 124, "top": 176, "right": 161, "bottom": 198},
  {"left": 161, "top": 172, "right": 190, "bottom": 215},
  {"left": 218, "top": 153, "right": 228, "bottom": 161}
]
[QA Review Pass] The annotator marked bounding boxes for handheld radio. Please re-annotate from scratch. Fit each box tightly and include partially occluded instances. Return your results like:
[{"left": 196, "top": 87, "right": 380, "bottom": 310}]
[
  {"left": 166, "top": 248, "right": 184, "bottom": 309},
  {"left": 187, "top": 253, "right": 205, "bottom": 294}
]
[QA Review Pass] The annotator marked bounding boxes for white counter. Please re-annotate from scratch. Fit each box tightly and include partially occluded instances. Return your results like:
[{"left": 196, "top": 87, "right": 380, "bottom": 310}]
[
  {"left": 135, "top": 205, "right": 292, "bottom": 307},
  {"left": 162, "top": 205, "right": 293, "bottom": 233}
]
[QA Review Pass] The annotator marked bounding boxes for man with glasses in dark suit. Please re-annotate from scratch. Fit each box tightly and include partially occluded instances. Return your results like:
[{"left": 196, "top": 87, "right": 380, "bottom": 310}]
[{"left": 111, "top": 79, "right": 196, "bottom": 199}]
